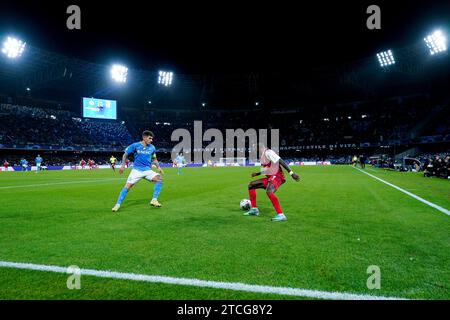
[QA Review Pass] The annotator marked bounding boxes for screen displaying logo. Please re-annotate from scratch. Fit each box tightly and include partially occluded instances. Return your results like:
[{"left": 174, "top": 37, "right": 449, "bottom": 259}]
[{"left": 82, "top": 97, "right": 117, "bottom": 120}]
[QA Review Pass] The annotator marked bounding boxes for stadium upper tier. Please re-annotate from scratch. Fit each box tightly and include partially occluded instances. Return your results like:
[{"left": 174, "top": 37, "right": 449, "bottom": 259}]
[
  {"left": 128, "top": 93, "right": 450, "bottom": 151},
  {"left": 0, "top": 103, "right": 133, "bottom": 150},
  {"left": 0, "top": 92, "right": 449, "bottom": 152}
]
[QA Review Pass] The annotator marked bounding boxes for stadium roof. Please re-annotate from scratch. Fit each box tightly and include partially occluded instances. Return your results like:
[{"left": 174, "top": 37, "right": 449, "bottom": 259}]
[
  {"left": 3, "top": 1, "right": 450, "bottom": 71},
  {"left": 0, "top": 0, "right": 449, "bottom": 109}
]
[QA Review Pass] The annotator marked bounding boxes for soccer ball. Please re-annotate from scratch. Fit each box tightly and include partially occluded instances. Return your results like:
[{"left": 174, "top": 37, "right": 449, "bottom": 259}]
[{"left": 240, "top": 199, "right": 251, "bottom": 211}]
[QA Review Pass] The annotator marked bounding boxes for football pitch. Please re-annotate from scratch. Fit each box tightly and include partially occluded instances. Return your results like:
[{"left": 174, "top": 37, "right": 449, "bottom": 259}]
[{"left": 0, "top": 165, "right": 448, "bottom": 300}]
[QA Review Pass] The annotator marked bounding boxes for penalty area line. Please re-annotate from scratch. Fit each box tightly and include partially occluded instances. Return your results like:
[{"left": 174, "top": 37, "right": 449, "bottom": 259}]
[
  {"left": 0, "top": 260, "right": 407, "bottom": 300},
  {"left": 353, "top": 167, "right": 450, "bottom": 216}
]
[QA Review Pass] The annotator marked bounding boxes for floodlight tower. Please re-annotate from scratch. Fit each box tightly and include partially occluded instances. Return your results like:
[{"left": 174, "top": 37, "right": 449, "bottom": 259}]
[
  {"left": 376, "top": 50, "right": 395, "bottom": 68},
  {"left": 1, "top": 36, "right": 26, "bottom": 58},
  {"left": 158, "top": 71, "right": 173, "bottom": 86},
  {"left": 111, "top": 64, "right": 128, "bottom": 83},
  {"left": 424, "top": 30, "right": 447, "bottom": 55}
]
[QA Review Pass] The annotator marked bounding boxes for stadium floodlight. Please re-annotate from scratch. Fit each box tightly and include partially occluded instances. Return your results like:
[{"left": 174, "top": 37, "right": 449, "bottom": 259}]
[
  {"left": 110, "top": 64, "right": 128, "bottom": 83},
  {"left": 201, "top": 102, "right": 206, "bottom": 107},
  {"left": 255, "top": 102, "right": 259, "bottom": 106},
  {"left": 158, "top": 71, "right": 173, "bottom": 86},
  {"left": 376, "top": 50, "right": 395, "bottom": 67},
  {"left": 26, "top": 87, "right": 30, "bottom": 91},
  {"left": 424, "top": 30, "right": 447, "bottom": 55},
  {"left": 2, "top": 36, "right": 26, "bottom": 59}
]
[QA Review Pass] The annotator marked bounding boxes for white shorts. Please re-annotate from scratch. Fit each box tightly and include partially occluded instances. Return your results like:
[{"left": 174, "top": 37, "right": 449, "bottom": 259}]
[
  {"left": 126, "top": 169, "right": 160, "bottom": 185},
  {"left": 177, "top": 163, "right": 184, "bottom": 168},
  {"left": 37, "top": 163, "right": 41, "bottom": 167}
]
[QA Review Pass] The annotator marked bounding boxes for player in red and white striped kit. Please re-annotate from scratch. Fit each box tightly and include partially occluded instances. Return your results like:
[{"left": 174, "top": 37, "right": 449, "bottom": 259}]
[{"left": 245, "top": 143, "right": 300, "bottom": 221}]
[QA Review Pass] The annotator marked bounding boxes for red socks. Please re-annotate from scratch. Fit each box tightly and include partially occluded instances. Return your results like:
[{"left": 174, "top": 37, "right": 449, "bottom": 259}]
[
  {"left": 267, "top": 192, "right": 283, "bottom": 214},
  {"left": 249, "top": 189, "right": 257, "bottom": 208},
  {"left": 249, "top": 189, "right": 283, "bottom": 214}
]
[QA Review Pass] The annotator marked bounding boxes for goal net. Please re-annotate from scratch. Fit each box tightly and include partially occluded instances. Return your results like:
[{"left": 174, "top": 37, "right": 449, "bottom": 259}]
[{"left": 218, "top": 157, "right": 246, "bottom": 167}]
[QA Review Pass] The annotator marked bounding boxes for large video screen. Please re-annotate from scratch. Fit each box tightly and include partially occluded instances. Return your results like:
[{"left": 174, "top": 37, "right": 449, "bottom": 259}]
[{"left": 82, "top": 97, "right": 117, "bottom": 120}]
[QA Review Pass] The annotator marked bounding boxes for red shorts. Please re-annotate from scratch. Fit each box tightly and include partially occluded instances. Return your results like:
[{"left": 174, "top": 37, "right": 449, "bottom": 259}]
[{"left": 262, "top": 174, "right": 286, "bottom": 191}]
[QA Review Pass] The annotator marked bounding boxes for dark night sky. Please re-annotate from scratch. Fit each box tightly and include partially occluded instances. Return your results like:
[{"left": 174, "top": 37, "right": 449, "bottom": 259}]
[{"left": 0, "top": 0, "right": 449, "bottom": 74}]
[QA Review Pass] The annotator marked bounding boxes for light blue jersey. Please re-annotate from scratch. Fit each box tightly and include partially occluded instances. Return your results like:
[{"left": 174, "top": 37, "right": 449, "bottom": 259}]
[
  {"left": 125, "top": 142, "right": 156, "bottom": 171},
  {"left": 20, "top": 159, "right": 28, "bottom": 166},
  {"left": 176, "top": 155, "right": 185, "bottom": 164},
  {"left": 35, "top": 157, "right": 43, "bottom": 164}
]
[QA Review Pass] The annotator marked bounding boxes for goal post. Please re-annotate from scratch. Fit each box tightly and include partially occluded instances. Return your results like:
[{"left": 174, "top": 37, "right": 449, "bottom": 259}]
[{"left": 218, "top": 157, "right": 247, "bottom": 166}]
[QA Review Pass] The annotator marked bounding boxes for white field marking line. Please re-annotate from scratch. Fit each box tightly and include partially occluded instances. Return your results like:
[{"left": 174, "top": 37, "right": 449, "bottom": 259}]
[
  {"left": 0, "top": 260, "right": 407, "bottom": 300},
  {"left": 42, "top": 177, "right": 120, "bottom": 180},
  {"left": 353, "top": 167, "right": 450, "bottom": 216},
  {"left": 0, "top": 178, "right": 124, "bottom": 190}
]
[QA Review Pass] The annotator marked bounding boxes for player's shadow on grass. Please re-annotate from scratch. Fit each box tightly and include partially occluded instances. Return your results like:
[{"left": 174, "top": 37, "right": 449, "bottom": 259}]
[
  {"left": 118, "top": 199, "right": 152, "bottom": 209},
  {"left": 116, "top": 199, "right": 273, "bottom": 219},
  {"left": 118, "top": 198, "right": 193, "bottom": 212}
]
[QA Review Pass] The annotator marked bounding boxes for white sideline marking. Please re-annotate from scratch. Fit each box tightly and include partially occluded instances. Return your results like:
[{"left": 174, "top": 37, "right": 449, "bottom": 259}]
[
  {"left": 0, "top": 178, "right": 124, "bottom": 190},
  {"left": 0, "top": 260, "right": 406, "bottom": 300},
  {"left": 353, "top": 167, "right": 450, "bottom": 216}
]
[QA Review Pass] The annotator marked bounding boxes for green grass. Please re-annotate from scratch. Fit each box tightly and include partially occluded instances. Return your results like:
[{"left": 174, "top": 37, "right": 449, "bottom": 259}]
[{"left": 0, "top": 165, "right": 448, "bottom": 299}]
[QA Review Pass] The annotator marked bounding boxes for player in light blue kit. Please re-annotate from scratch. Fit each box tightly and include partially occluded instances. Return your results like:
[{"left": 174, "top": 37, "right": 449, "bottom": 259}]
[
  {"left": 112, "top": 130, "right": 164, "bottom": 212},
  {"left": 175, "top": 151, "right": 186, "bottom": 175},
  {"left": 20, "top": 158, "right": 28, "bottom": 172},
  {"left": 35, "top": 154, "right": 43, "bottom": 173}
]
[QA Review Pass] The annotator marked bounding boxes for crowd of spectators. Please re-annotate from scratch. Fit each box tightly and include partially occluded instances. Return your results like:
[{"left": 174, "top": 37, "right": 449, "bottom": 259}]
[
  {"left": 0, "top": 94, "right": 449, "bottom": 172},
  {"left": 0, "top": 103, "right": 133, "bottom": 149},
  {"left": 129, "top": 94, "right": 447, "bottom": 151}
]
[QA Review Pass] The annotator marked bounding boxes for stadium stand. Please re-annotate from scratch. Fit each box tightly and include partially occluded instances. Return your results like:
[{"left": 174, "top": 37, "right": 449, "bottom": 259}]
[
  {"left": 0, "top": 103, "right": 133, "bottom": 149},
  {"left": 1, "top": 93, "right": 449, "bottom": 170}
]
